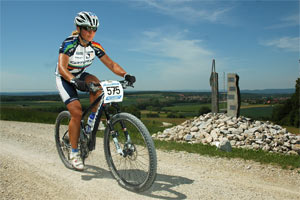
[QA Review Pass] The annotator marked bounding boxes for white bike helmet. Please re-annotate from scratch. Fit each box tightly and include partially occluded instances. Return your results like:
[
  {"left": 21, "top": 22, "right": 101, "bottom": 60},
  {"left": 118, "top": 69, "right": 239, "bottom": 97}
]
[{"left": 74, "top": 11, "right": 99, "bottom": 28}]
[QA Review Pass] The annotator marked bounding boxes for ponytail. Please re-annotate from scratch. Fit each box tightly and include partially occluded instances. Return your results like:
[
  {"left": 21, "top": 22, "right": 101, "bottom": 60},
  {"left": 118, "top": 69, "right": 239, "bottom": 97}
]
[{"left": 71, "top": 30, "right": 79, "bottom": 36}]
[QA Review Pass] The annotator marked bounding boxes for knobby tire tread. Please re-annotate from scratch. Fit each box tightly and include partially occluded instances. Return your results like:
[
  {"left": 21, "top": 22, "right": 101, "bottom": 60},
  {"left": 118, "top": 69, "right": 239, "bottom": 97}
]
[
  {"left": 55, "top": 111, "right": 73, "bottom": 170},
  {"left": 103, "top": 112, "right": 157, "bottom": 192}
]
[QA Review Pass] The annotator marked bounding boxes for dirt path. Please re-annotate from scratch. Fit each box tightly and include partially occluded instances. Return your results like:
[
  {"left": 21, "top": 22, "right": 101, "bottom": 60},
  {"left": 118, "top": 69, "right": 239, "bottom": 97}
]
[{"left": 1, "top": 120, "right": 299, "bottom": 200}]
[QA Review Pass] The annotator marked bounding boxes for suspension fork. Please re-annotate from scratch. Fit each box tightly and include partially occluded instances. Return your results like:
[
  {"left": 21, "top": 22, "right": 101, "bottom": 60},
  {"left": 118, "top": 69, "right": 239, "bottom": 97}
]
[
  {"left": 111, "top": 103, "right": 131, "bottom": 143},
  {"left": 104, "top": 104, "right": 123, "bottom": 155},
  {"left": 104, "top": 103, "right": 131, "bottom": 155}
]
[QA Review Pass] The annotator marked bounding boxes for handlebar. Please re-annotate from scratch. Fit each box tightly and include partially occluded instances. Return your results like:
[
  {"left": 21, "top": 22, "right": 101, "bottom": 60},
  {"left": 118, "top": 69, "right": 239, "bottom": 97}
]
[
  {"left": 88, "top": 80, "right": 134, "bottom": 93},
  {"left": 119, "top": 80, "right": 135, "bottom": 89}
]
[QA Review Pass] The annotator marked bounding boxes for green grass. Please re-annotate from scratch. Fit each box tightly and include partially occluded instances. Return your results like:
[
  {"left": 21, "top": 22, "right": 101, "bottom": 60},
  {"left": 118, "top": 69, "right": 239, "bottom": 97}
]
[
  {"left": 0, "top": 107, "right": 59, "bottom": 124},
  {"left": 163, "top": 103, "right": 210, "bottom": 112},
  {"left": 0, "top": 99, "right": 91, "bottom": 109},
  {"left": 153, "top": 140, "right": 300, "bottom": 169},
  {"left": 284, "top": 126, "right": 300, "bottom": 135},
  {"left": 240, "top": 106, "right": 273, "bottom": 119},
  {"left": 96, "top": 129, "right": 300, "bottom": 169}
]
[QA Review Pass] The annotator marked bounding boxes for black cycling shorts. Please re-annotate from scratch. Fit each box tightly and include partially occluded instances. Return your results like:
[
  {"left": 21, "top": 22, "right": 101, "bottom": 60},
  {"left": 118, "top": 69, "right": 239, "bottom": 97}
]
[{"left": 56, "top": 72, "right": 90, "bottom": 105}]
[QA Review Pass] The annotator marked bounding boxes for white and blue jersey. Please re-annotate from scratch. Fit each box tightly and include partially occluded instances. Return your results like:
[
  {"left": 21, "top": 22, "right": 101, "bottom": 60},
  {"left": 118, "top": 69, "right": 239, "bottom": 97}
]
[
  {"left": 55, "top": 35, "right": 105, "bottom": 105},
  {"left": 57, "top": 35, "right": 105, "bottom": 75}
]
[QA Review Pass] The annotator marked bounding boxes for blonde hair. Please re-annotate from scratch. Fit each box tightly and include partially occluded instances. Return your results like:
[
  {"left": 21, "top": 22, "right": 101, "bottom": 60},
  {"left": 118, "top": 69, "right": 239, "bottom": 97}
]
[{"left": 71, "top": 30, "right": 79, "bottom": 35}]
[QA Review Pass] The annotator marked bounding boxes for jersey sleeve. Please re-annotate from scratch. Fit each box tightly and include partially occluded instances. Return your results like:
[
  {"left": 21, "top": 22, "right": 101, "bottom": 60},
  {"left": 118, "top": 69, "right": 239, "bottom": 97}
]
[
  {"left": 59, "top": 36, "right": 78, "bottom": 57},
  {"left": 91, "top": 41, "right": 106, "bottom": 58}
]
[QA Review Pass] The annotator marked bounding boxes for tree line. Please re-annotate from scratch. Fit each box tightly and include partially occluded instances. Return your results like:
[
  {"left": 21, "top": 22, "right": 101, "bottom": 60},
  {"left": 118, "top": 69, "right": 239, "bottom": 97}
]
[{"left": 272, "top": 78, "right": 299, "bottom": 128}]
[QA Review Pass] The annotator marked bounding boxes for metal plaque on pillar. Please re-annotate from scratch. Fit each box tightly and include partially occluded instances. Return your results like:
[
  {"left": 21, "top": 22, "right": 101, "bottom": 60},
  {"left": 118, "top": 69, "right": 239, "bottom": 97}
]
[
  {"left": 210, "top": 59, "right": 219, "bottom": 114},
  {"left": 227, "top": 73, "right": 241, "bottom": 117}
]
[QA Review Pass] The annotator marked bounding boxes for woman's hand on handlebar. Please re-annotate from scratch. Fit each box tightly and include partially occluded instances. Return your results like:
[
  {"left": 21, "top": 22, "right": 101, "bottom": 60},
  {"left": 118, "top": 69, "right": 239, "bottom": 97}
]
[
  {"left": 87, "top": 77, "right": 136, "bottom": 92},
  {"left": 124, "top": 74, "right": 136, "bottom": 86}
]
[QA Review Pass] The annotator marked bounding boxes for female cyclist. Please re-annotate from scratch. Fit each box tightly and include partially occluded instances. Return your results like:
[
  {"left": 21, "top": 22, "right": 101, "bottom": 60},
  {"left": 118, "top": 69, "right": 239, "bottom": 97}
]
[{"left": 55, "top": 11, "right": 136, "bottom": 170}]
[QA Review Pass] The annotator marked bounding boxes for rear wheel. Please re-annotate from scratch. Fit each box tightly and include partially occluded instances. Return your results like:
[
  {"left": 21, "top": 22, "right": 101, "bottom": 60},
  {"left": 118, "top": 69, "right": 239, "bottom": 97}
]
[{"left": 104, "top": 112, "right": 157, "bottom": 192}]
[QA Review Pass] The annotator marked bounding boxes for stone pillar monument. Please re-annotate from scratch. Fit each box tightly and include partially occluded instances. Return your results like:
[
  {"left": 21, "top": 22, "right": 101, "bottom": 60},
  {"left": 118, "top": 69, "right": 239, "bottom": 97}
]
[
  {"left": 227, "top": 73, "right": 241, "bottom": 117},
  {"left": 210, "top": 59, "right": 219, "bottom": 114}
]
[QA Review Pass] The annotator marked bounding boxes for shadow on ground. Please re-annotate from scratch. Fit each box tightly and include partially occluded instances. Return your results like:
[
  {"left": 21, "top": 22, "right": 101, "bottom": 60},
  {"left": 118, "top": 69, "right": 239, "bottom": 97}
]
[
  {"left": 81, "top": 165, "right": 194, "bottom": 200},
  {"left": 142, "top": 173, "right": 194, "bottom": 200},
  {"left": 80, "top": 165, "right": 112, "bottom": 180}
]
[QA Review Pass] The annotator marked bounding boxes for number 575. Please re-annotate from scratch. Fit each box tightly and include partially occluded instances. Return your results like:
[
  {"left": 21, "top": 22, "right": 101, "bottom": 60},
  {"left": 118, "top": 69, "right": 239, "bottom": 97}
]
[{"left": 106, "top": 86, "right": 120, "bottom": 95}]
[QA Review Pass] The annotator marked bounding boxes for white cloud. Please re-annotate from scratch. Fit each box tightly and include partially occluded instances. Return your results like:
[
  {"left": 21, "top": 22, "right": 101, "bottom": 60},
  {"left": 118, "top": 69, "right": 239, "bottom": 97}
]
[
  {"left": 136, "top": 0, "right": 233, "bottom": 24},
  {"left": 261, "top": 36, "right": 299, "bottom": 52},
  {"left": 130, "top": 30, "right": 298, "bottom": 91},
  {"left": 266, "top": 14, "right": 299, "bottom": 29},
  {"left": 130, "top": 30, "right": 215, "bottom": 90},
  {"left": 138, "top": 31, "right": 212, "bottom": 59}
]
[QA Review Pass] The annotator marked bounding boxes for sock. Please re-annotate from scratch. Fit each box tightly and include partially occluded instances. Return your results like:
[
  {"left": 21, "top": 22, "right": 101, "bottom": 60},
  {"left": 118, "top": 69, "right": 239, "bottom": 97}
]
[{"left": 72, "top": 148, "right": 79, "bottom": 153}]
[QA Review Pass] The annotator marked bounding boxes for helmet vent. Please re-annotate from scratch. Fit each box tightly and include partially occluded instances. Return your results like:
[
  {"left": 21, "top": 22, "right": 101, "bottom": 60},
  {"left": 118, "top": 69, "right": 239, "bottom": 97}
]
[
  {"left": 84, "top": 13, "right": 93, "bottom": 26},
  {"left": 74, "top": 11, "right": 99, "bottom": 28}
]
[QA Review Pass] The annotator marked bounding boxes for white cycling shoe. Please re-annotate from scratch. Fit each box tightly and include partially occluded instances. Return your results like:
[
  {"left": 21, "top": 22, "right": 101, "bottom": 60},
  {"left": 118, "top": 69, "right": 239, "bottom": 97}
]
[{"left": 70, "top": 152, "right": 84, "bottom": 171}]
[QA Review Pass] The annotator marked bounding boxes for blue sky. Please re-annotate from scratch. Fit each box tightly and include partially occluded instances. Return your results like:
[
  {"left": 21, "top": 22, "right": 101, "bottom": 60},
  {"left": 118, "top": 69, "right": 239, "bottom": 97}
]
[{"left": 0, "top": 0, "right": 299, "bottom": 92}]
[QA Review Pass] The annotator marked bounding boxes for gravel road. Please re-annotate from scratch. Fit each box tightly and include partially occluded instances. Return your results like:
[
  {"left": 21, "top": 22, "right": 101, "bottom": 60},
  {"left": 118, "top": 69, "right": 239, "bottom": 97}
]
[{"left": 1, "top": 120, "right": 300, "bottom": 200}]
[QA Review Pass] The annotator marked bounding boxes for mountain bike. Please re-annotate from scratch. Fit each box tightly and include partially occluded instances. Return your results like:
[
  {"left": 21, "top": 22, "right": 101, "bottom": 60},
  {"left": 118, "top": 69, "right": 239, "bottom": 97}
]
[{"left": 54, "top": 80, "right": 157, "bottom": 192}]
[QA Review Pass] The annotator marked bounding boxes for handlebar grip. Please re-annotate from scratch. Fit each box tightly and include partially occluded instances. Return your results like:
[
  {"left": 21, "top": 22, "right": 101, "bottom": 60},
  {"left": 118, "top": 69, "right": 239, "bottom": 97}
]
[{"left": 120, "top": 80, "right": 134, "bottom": 88}]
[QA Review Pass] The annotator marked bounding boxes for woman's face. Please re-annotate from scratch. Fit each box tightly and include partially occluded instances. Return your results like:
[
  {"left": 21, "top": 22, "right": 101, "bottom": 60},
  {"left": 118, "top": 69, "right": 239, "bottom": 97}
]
[{"left": 78, "top": 26, "right": 96, "bottom": 42}]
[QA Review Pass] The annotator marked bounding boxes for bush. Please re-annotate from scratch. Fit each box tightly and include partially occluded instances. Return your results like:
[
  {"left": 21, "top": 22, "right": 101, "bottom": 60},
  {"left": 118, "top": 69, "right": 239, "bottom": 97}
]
[
  {"left": 121, "top": 105, "right": 141, "bottom": 119},
  {"left": 271, "top": 78, "right": 299, "bottom": 128},
  {"left": 166, "top": 112, "right": 185, "bottom": 118},
  {"left": 146, "top": 106, "right": 161, "bottom": 111},
  {"left": 198, "top": 106, "right": 211, "bottom": 116},
  {"left": 146, "top": 113, "right": 160, "bottom": 118}
]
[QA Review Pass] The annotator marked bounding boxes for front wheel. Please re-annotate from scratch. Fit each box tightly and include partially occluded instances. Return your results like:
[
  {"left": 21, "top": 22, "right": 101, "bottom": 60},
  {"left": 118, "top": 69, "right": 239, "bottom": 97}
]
[
  {"left": 54, "top": 111, "right": 73, "bottom": 169},
  {"left": 104, "top": 113, "right": 157, "bottom": 192}
]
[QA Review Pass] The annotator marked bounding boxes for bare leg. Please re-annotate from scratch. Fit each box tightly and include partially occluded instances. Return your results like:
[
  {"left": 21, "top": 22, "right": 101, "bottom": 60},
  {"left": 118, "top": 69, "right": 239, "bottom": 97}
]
[
  {"left": 66, "top": 100, "right": 82, "bottom": 149},
  {"left": 85, "top": 75, "right": 102, "bottom": 112}
]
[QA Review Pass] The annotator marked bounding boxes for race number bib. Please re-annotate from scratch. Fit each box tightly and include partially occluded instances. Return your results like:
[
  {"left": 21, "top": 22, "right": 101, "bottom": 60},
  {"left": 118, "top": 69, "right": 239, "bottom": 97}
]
[{"left": 100, "top": 80, "right": 124, "bottom": 103}]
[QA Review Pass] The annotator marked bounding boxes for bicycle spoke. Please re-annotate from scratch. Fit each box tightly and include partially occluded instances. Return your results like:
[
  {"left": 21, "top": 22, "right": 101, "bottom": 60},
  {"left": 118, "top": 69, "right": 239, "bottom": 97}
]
[
  {"left": 104, "top": 113, "right": 157, "bottom": 192},
  {"left": 55, "top": 111, "right": 74, "bottom": 170},
  {"left": 109, "top": 123, "right": 147, "bottom": 183}
]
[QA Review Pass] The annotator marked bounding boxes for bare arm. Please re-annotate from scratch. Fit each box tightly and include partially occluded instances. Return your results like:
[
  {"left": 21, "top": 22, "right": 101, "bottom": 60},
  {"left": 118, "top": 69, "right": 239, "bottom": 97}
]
[
  {"left": 100, "top": 54, "right": 126, "bottom": 77},
  {"left": 58, "top": 53, "right": 75, "bottom": 82}
]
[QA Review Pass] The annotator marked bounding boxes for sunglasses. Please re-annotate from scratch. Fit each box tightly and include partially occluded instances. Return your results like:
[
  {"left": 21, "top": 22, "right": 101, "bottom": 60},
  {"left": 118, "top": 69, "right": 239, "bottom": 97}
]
[{"left": 81, "top": 26, "right": 97, "bottom": 32}]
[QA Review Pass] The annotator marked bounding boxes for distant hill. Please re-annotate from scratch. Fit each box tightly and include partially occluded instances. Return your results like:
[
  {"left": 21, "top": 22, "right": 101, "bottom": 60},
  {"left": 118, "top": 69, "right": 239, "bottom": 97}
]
[
  {"left": 241, "top": 88, "right": 295, "bottom": 94},
  {"left": 164, "top": 88, "right": 295, "bottom": 94},
  {"left": 0, "top": 92, "right": 59, "bottom": 96},
  {"left": 0, "top": 88, "right": 295, "bottom": 96}
]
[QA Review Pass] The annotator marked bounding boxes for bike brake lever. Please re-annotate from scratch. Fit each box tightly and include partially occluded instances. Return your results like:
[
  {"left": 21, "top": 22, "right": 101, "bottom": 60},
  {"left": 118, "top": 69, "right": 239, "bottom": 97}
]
[{"left": 122, "top": 80, "right": 134, "bottom": 88}]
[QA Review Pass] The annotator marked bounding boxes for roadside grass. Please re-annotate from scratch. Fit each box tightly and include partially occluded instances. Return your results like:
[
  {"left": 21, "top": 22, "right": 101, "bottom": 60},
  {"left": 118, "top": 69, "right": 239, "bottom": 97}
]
[
  {"left": 282, "top": 126, "right": 300, "bottom": 135},
  {"left": 145, "top": 117, "right": 187, "bottom": 125},
  {"left": 284, "top": 126, "right": 300, "bottom": 135},
  {"left": 153, "top": 140, "right": 300, "bottom": 169},
  {"left": 96, "top": 128, "right": 300, "bottom": 169}
]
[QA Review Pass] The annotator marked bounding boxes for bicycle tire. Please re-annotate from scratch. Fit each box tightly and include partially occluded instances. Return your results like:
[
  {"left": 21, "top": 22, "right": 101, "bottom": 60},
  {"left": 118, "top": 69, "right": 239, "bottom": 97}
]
[
  {"left": 54, "top": 111, "right": 73, "bottom": 169},
  {"left": 103, "top": 112, "right": 157, "bottom": 192}
]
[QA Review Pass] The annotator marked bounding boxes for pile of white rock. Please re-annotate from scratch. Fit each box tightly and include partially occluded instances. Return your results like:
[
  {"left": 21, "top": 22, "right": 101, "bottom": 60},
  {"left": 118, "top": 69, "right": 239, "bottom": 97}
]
[{"left": 153, "top": 113, "right": 300, "bottom": 155}]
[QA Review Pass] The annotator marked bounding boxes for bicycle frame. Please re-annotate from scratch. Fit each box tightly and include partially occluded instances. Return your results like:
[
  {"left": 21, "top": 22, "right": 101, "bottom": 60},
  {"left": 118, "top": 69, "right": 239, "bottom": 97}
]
[
  {"left": 55, "top": 80, "right": 157, "bottom": 192},
  {"left": 80, "top": 91, "right": 126, "bottom": 152}
]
